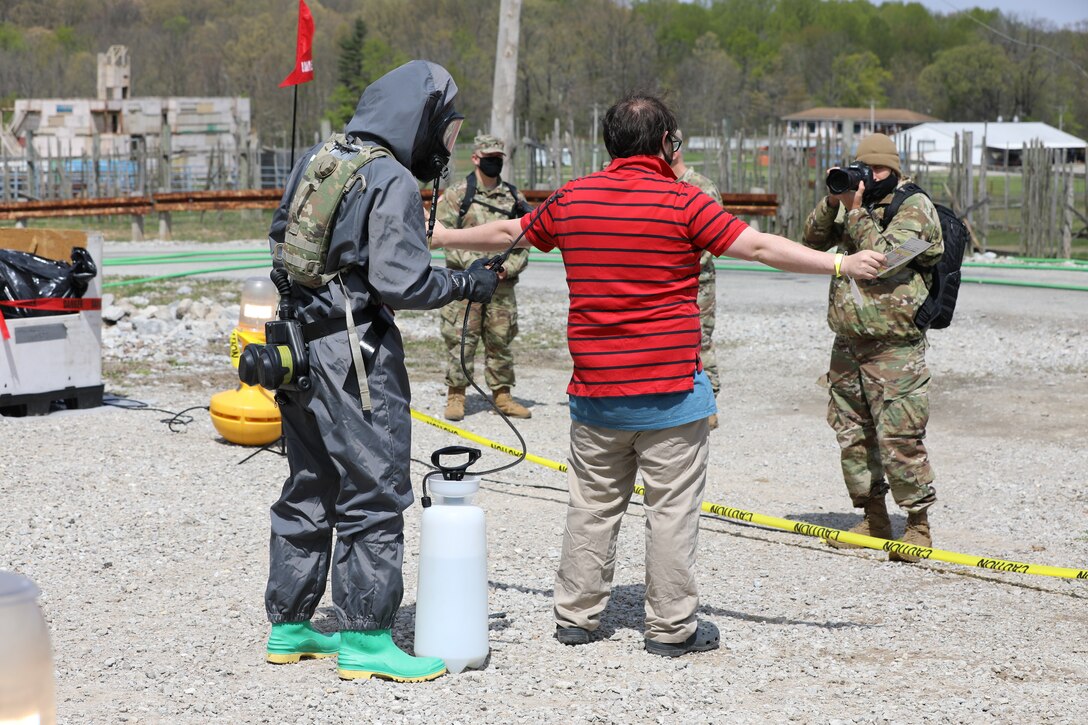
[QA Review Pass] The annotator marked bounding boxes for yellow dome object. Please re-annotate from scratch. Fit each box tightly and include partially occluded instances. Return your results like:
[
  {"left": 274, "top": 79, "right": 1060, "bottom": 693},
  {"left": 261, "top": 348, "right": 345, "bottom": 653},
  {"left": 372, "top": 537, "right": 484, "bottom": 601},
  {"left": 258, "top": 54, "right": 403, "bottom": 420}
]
[{"left": 209, "top": 384, "right": 282, "bottom": 446}]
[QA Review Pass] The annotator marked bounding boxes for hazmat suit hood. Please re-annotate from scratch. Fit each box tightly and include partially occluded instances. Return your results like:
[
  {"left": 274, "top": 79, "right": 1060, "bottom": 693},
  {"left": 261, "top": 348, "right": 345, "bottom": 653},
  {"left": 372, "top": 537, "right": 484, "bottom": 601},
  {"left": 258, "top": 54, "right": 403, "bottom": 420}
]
[{"left": 344, "top": 60, "right": 461, "bottom": 181}]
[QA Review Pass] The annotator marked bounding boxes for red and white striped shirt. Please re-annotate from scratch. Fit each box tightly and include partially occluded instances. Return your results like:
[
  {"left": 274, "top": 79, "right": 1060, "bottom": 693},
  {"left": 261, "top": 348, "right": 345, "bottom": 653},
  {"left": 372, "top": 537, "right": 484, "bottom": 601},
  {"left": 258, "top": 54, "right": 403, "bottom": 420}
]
[{"left": 522, "top": 155, "right": 747, "bottom": 397}]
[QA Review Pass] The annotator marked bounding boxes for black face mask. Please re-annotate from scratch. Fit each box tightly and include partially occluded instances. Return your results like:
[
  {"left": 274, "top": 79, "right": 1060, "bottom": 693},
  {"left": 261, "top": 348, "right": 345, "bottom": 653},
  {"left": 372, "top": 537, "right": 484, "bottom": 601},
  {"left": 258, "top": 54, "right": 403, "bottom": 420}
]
[
  {"left": 864, "top": 172, "right": 899, "bottom": 206},
  {"left": 478, "top": 156, "right": 503, "bottom": 178}
]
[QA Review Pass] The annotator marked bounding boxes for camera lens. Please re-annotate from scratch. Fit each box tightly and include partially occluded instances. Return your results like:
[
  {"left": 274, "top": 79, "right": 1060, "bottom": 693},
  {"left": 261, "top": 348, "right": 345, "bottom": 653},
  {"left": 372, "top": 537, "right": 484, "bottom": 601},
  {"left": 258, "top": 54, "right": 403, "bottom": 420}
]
[{"left": 826, "top": 168, "right": 851, "bottom": 195}]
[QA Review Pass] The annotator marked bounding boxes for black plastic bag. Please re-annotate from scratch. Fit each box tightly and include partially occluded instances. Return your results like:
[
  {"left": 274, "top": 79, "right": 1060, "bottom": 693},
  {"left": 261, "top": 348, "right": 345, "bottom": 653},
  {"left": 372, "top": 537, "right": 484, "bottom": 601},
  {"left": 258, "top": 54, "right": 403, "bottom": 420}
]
[{"left": 0, "top": 247, "right": 97, "bottom": 319}]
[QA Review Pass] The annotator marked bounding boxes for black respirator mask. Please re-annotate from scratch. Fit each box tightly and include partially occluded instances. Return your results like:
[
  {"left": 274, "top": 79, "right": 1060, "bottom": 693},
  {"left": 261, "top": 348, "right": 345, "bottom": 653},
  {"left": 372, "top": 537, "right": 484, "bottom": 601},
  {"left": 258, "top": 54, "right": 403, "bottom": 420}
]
[
  {"left": 862, "top": 171, "right": 899, "bottom": 206},
  {"left": 411, "top": 105, "right": 464, "bottom": 183},
  {"left": 478, "top": 156, "right": 504, "bottom": 178}
]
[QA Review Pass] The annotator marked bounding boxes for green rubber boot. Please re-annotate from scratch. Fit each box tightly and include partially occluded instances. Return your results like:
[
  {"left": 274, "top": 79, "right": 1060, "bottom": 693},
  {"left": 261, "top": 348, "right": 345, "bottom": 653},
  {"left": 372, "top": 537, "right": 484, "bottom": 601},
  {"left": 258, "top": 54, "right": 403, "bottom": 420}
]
[
  {"left": 337, "top": 630, "right": 447, "bottom": 682},
  {"left": 266, "top": 622, "right": 340, "bottom": 664}
]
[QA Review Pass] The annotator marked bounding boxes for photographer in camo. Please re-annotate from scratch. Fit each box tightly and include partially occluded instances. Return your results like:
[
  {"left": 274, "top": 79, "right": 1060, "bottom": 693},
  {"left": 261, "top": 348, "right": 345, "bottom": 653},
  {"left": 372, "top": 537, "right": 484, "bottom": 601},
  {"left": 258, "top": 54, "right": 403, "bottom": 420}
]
[{"left": 800, "top": 133, "right": 944, "bottom": 562}]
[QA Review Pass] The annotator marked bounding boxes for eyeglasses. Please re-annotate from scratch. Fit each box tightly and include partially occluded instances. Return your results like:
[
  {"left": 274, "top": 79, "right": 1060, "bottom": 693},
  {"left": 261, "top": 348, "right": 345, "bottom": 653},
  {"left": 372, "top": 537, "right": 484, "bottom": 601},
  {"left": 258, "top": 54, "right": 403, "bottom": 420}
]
[{"left": 667, "top": 134, "right": 683, "bottom": 155}]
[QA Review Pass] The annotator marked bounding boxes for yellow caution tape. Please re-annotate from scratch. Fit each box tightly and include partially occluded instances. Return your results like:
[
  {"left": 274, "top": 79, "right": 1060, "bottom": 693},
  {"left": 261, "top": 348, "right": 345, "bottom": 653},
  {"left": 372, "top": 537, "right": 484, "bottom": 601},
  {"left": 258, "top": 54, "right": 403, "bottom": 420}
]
[
  {"left": 410, "top": 407, "right": 1088, "bottom": 581},
  {"left": 410, "top": 409, "right": 565, "bottom": 472},
  {"left": 228, "top": 328, "right": 265, "bottom": 368}
]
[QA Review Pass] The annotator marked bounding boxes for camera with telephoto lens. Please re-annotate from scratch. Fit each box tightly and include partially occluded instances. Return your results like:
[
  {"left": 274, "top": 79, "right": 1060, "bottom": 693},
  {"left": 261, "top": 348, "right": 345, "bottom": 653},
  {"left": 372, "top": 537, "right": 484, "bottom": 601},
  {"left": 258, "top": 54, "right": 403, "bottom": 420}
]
[
  {"left": 826, "top": 161, "right": 874, "bottom": 195},
  {"left": 238, "top": 318, "right": 312, "bottom": 392}
]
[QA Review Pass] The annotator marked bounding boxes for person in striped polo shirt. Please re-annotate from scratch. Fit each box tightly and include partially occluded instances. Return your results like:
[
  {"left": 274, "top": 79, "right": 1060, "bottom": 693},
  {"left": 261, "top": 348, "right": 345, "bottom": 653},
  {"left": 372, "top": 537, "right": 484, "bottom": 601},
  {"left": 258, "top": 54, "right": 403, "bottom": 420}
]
[{"left": 431, "top": 94, "right": 885, "bottom": 657}]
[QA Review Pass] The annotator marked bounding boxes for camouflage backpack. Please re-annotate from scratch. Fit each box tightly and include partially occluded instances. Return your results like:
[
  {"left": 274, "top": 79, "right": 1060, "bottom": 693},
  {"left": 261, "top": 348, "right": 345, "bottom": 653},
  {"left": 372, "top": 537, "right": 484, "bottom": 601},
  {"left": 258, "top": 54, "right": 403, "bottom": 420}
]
[{"left": 277, "top": 134, "right": 390, "bottom": 287}]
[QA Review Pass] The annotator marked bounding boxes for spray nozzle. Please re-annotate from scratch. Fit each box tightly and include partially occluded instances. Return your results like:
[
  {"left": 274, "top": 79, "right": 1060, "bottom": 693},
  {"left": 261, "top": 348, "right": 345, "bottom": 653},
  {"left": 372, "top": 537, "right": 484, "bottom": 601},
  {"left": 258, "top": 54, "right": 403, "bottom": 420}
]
[{"left": 422, "top": 446, "right": 482, "bottom": 508}]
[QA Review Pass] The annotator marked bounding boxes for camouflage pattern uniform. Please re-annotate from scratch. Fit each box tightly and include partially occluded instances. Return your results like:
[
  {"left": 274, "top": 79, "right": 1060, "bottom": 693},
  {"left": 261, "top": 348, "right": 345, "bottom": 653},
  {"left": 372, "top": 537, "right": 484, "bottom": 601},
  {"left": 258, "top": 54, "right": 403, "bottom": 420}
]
[
  {"left": 676, "top": 167, "right": 721, "bottom": 395},
  {"left": 436, "top": 170, "right": 529, "bottom": 392},
  {"left": 801, "top": 177, "right": 944, "bottom": 513}
]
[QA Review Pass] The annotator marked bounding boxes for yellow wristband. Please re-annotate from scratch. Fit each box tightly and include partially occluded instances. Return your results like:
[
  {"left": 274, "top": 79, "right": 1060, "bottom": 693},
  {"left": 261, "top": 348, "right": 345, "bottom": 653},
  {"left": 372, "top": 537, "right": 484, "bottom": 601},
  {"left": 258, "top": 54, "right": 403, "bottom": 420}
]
[{"left": 834, "top": 252, "right": 844, "bottom": 278}]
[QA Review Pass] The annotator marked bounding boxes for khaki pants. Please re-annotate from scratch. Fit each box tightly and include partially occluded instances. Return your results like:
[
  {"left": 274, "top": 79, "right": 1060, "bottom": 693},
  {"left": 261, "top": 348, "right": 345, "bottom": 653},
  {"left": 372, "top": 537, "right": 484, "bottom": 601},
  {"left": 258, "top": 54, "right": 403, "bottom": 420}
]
[{"left": 554, "top": 417, "right": 708, "bottom": 643}]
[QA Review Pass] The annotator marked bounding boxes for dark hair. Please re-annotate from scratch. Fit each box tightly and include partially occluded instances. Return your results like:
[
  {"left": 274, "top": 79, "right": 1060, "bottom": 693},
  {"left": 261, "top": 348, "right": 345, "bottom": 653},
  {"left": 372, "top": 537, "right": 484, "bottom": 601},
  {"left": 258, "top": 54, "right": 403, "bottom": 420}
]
[{"left": 602, "top": 93, "right": 678, "bottom": 160}]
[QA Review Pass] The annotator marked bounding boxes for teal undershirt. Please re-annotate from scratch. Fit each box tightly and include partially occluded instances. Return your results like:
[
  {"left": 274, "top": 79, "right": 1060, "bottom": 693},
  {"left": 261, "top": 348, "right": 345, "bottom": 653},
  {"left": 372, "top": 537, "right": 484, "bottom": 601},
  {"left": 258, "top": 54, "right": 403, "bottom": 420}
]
[{"left": 568, "top": 370, "right": 716, "bottom": 431}]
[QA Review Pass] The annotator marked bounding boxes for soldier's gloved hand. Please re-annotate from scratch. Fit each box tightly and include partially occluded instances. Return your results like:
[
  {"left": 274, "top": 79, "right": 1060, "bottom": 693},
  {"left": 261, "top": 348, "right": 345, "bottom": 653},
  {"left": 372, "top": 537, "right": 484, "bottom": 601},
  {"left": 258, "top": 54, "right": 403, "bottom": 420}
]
[{"left": 451, "top": 258, "right": 499, "bottom": 303}]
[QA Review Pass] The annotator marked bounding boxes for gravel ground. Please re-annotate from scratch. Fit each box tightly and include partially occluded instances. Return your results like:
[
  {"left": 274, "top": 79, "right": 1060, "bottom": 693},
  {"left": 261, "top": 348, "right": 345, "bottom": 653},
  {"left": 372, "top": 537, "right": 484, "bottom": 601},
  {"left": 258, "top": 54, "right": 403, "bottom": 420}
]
[{"left": 2, "top": 254, "right": 1087, "bottom": 724}]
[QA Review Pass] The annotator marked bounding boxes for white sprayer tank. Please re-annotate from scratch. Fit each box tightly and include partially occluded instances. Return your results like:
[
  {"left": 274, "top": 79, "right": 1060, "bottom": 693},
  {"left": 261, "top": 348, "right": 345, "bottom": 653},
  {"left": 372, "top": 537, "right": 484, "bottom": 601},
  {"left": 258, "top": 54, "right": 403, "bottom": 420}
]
[
  {"left": 414, "top": 474, "right": 489, "bottom": 674},
  {"left": 0, "top": 571, "right": 56, "bottom": 724}
]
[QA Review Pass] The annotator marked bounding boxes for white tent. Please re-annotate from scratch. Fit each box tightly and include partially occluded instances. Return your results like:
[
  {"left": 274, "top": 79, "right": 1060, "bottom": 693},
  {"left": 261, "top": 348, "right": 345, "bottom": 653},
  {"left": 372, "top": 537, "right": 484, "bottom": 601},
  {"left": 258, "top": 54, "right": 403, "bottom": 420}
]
[{"left": 892, "top": 122, "right": 1086, "bottom": 165}]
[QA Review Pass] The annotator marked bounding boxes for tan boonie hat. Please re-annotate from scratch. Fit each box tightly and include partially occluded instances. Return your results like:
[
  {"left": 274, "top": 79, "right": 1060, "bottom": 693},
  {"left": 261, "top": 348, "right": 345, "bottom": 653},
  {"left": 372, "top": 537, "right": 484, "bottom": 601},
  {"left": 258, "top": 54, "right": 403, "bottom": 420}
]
[
  {"left": 473, "top": 133, "right": 505, "bottom": 155},
  {"left": 855, "top": 133, "right": 901, "bottom": 175}
]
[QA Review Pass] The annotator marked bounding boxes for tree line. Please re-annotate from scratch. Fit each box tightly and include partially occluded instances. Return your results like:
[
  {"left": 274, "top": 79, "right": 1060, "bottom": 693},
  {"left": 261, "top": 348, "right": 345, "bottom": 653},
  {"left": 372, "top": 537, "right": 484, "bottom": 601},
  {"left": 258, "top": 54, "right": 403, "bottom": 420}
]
[{"left": 2, "top": 0, "right": 1086, "bottom": 147}]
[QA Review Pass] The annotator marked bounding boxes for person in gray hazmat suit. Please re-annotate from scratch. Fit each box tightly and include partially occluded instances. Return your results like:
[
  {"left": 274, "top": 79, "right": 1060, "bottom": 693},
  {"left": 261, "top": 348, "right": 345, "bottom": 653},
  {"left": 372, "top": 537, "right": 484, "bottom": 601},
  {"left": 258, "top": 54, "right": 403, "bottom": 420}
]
[{"left": 262, "top": 60, "right": 498, "bottom": 682}]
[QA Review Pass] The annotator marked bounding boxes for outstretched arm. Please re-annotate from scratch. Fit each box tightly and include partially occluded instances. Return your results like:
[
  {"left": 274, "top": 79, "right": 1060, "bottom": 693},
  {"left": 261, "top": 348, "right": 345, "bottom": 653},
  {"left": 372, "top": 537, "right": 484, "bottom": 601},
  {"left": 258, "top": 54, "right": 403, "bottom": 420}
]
[
  {"left": 429, "top": 217, "right": 526, "bottom": 252},
  {"left": 727, "top": 227, "right": 885, "bottom": 279}
]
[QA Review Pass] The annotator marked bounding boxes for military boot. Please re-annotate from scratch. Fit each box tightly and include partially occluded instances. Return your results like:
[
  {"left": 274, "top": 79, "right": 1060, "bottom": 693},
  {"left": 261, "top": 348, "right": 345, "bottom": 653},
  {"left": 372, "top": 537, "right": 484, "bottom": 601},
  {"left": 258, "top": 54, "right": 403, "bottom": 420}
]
[
  {"left": 493, "top": 387, "right": 531, "bottom": 418},
  {"left": 889, "top": 509, "right": 932, "bottom": 563},
  {"left": 444, "top": 386, "right": 466, "bottom": 421},
  {"left": 337, "top": 630, "right": 446, "bottom": 682},
  {"left": 825, "top": 495, "right": 892, "bottom": 549}
]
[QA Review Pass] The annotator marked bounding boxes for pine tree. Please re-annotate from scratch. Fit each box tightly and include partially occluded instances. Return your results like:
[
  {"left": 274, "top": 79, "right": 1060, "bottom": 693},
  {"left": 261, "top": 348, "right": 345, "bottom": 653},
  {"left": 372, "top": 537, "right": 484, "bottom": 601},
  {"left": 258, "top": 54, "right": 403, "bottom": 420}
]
[{"left": 327, "top": 18, "right": 368, "bottom": 127}]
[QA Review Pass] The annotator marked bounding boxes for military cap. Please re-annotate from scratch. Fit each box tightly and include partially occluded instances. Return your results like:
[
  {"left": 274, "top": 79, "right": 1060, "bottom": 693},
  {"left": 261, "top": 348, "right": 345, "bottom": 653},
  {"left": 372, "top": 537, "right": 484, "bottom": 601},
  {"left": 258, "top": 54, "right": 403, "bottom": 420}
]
[{"left": 473, "top": 133, "right": 505, "bottom": 155}]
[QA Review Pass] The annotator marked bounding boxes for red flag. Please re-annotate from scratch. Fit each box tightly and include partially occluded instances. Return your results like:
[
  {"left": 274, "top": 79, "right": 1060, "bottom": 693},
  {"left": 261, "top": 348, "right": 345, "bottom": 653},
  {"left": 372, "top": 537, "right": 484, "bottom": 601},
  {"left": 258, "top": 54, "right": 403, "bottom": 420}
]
[{"left": 279, "top": 0, "right": 315, "bottom": 87}]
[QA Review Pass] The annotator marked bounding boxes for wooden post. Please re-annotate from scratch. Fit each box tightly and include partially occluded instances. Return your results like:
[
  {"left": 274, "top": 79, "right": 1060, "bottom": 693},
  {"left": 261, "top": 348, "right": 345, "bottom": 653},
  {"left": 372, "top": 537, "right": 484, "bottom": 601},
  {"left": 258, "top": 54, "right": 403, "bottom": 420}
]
[
  {"left": 551, "top": 117, "right": 560, "bottom": 189},
  {"left": 161, "top": 120, "right": 173, "bottom": 193},
  {"left": 131, "top": 213, "right": 145, "bottom": 242},
  {"left": 1048, "top": 148, "right": 1059, "bottom": 257},
  {"left": 963, "top": 131, "right": 974, "bottom": 223},
  {"left": 566, "top": 119, "right": 578, "bottom": 179},
  {"left": 1062, "top": 162, "right": 1073, "bottom": 259},
  {"left": 1022, "top": 141, "right": 1033, "bottom": 256},
  {"left": 591, "top": 105, "right": 600, "bottom": 174},
  {"left": 490, "top": 0, "right": 522, "bottom": 156},
  {"left": 978, "top": 132, "right": 988, "bottom": 251},
  {"left": 1003, "top": 147, "right": 1009, "bottom": 232},
  {"left": 26, "top": 130, "right": 37, "bottom": 200}
]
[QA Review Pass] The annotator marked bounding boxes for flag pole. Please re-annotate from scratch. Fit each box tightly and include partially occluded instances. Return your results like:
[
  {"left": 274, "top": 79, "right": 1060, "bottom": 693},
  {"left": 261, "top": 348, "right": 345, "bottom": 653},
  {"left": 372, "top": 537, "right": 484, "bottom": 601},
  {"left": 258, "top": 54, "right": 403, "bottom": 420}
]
[{"left": 289, "top": 85, "right": 299, "bottom": 169}]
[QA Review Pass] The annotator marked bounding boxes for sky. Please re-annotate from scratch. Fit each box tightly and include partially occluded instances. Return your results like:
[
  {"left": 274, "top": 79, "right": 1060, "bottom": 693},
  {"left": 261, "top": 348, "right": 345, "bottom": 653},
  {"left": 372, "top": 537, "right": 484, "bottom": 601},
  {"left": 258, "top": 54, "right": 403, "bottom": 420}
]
[{"left": 870, "top": 0, "right": 1088, "bottom": 28}]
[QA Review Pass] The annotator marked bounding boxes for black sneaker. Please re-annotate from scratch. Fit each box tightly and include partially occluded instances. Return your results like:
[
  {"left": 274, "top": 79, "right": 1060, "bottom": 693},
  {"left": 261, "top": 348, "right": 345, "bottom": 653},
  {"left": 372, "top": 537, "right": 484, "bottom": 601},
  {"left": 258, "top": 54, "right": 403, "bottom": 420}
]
[
  {"left": 644, "top": 620, "right": 720, "bottom": 657},
  {"left": 555, "top": 625, "right": 590, "bottom": 646}
]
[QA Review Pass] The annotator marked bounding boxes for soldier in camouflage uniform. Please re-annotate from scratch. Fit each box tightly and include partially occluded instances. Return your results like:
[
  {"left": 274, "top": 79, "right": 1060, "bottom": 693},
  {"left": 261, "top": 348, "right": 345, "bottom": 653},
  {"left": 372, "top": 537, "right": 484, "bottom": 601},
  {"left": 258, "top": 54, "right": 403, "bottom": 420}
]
[
  {"left": 801, "top": 133, "right": 943, "bottom": 562},
  {"left": 436, "top": 133, "right": 532, "bottom": 420},
  {"left": 669, "top": 130, "right": 721, "bottom": 429}
]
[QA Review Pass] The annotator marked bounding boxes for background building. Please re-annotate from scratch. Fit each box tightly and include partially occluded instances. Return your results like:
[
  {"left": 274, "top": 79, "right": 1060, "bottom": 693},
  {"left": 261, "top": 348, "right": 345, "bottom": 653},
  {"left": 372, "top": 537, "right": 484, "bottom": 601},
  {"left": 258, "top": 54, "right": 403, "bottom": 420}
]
[
  {"left": 2, "top": 46, "right": 254, "bottom": 191},
  {"left": 893, "top": 122, "right": 1087, "bottom": 165}
]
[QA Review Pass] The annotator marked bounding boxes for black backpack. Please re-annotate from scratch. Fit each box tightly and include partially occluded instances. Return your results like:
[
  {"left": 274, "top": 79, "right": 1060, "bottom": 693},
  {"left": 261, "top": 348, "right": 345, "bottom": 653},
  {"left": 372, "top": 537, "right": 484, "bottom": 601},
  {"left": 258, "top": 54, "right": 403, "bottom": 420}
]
[
  {"left": 457, "top": 172, "right": 532, "bottom": 227},
  {"left": 879, "top": 183, "right": 969, "bottom": 330}
]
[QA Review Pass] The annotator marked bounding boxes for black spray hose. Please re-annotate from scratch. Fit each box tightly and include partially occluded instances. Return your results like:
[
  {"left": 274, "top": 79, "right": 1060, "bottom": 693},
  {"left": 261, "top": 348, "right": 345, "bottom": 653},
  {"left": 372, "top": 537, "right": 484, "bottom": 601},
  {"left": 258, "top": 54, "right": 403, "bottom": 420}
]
[
  {"left": 483, "top": 189, "right": 564, "bottom": 272},
  {"left": 269, "top": 267, "right": 294, "bottom": 321},
  {"left": 450, "top": 189, "right": 567, "bottom": 479},
  {"left": 425, "top": 178, "right": 441, "bottom": 241}
]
